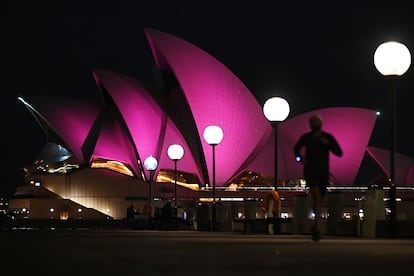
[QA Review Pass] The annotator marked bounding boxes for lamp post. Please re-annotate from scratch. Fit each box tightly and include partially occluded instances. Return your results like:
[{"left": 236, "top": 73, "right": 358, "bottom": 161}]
[
  {"left": 374, "top": 41, "right": 411, "bottom": 238},
  {"left": 167, "top": 144, "right": 184, "bottom": 212},
  {"left": 203, "top": 125, "right": 224, "bottom": 231},
  {"left": 263, "top": 96, "right": 290, "bottom": 190},
  {"left": 144, "top": 156, "right": 158, "bottom": 205}
]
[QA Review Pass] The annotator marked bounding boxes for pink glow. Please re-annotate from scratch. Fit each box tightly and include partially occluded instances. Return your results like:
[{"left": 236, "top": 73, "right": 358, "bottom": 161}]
[
  {"left": 145, "top": 28, "right": 272, "bottom": 186},
  {"left": 25, "top": 97, "right": 101, "bottom": 164},
  {"left": 248, "top": 107, "right": 378, "bottom": 185},
  {"left": 158, "top": 118, "right": 204, "bottom": 182},
  {"left": 93, "top": 69, "right": 202, "bottom": 182},
  {"left": 91, "top": 112, "right": 140, "bottom": 176},
  {"left": 367, "top": 146, "right": 414, "bottom": 186},
  {"left": 93, "top": 69, "right": 165, "bottom": 180}
]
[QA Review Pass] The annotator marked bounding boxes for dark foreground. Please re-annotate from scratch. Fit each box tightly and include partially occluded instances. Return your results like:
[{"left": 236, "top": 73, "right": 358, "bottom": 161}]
[{"left": 1, "top": 230, "right": 413, "bottom": 276}]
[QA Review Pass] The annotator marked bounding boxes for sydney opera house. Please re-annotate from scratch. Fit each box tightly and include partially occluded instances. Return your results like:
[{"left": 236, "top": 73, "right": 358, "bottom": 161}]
[{"left": 9, "top": 28, "right": 414, "bottom": 227}]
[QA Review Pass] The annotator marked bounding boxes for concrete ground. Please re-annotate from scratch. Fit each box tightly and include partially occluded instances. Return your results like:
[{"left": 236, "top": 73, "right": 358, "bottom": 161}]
[{"left": 1, "top": 230, "right": 413, "bottom": 276}]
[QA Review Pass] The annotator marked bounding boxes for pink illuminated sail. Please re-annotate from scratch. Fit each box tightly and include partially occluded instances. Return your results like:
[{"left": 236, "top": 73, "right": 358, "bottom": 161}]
[{"left": 145, "top": 28, "right": 272, "bottom": 186}]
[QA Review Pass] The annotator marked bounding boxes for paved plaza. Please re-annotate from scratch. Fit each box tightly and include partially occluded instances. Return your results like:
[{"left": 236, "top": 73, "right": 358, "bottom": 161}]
[{"left": 1, "top": 230, "right": 413, "bottom": 276}]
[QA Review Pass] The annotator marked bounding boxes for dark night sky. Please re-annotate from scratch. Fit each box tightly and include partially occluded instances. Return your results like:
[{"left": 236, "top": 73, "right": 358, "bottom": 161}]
[{"left": 2, "top": 2, "right": 414, "bottom": 195}]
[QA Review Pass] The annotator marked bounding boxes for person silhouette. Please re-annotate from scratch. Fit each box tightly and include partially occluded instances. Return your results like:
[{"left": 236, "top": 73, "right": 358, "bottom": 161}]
[
  {"left": 294, "top": 114, "right": 343, "bottom": 241},
  {"left": 162, "top": 201, "right": 173, "bottom": 218},
  {"left": 126, "top": 204, "right": 137, "bottom": 220}
]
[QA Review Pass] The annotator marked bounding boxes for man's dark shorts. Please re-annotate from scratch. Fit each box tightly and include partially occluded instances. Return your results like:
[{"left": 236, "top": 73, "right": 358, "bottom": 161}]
[{"left": 306, "top": 178, "right": 330, "bottom": 196}]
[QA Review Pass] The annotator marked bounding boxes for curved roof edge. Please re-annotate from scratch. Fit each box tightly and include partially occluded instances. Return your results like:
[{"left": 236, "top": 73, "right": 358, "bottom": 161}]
[{"left": 367, "top": 146, "right": 414, "bottom": 186}]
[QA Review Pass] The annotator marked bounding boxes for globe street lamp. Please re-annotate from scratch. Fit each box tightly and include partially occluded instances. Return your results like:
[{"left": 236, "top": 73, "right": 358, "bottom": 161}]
[
  {"left": 374, "top": 41, "right": 411, "bottom": 238},
  {"left": 167, "top": 144, "right": 184, "bottom": 212},
  {"left": 144, "top": 156, "right": 158, "bottom": 205},
  {"left": 203, "top": 125, "right": 224, "bottom": 231},
  {"left": 263, "top": 96, "right": 290, "bottom": 190}
]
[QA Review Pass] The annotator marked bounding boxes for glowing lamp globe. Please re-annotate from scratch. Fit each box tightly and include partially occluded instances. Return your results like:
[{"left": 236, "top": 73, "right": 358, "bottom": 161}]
[
  {"left": 263, "top": 96, "right": 290, "bottom": 122},
  {"left": 144, "top": 156, "right": 158, "bottom": 171},
  {"left": 374, "top": 41, "right": 411, "bottom": 76},
  {"left": 203, "top": 125, "right": 224, "bottom": 145},
  {"left": 167, "top": 144, "right": 184, "bottom": 161}
]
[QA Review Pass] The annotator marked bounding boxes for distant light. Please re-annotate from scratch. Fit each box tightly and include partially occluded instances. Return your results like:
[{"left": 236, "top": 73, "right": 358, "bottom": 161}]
[
  {"left": 376, "top": 111, "right": 381, "bottom": 116},
  {"left": 203, "top": 125, "right": 224, "bottom": 145},
  {"left": 374, "top": 41, "right": 411, "bottom": 76},
  {"left": 34, "top": 182, "right": 41, "bottom": 187},
  {"left": 358, "top": 209, "right": 364, "bottom": 219},
  {"left": 144, "top": 156, "right": 158, "bottom": 171},
  {"left": 50, "top": 208, "right": 55, "bottom": 213},
  {"left": 77, "top": 208, "right": 82, "bottom": 213},
  {"left": 219, "top": 197, "right": 244, "bottom": 202},
  {"left": 309, "top": 212, "right": 315, "bottom": 220},
  {"left": 263, "top": 96, "right": 290, "bottom": 122}
]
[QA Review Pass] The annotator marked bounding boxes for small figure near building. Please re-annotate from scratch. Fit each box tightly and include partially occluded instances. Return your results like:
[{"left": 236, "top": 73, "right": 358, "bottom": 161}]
[{"left": 126, "top": 204, "right": 138, "bottom": 220}]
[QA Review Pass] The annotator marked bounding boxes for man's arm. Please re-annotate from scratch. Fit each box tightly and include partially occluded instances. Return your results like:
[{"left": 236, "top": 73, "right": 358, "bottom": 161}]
[
  {"left": 328, "top": 134, "right": 343, "bottom": 157},
  {"left": 294, "top": 135, "right": 305, "bottom": 158}
]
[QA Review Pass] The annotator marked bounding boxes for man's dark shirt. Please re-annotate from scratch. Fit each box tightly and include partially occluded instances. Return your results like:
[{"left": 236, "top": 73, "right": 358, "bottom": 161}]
[{"left": 294, "top": 131, "right": 343, "bottom": 180}]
